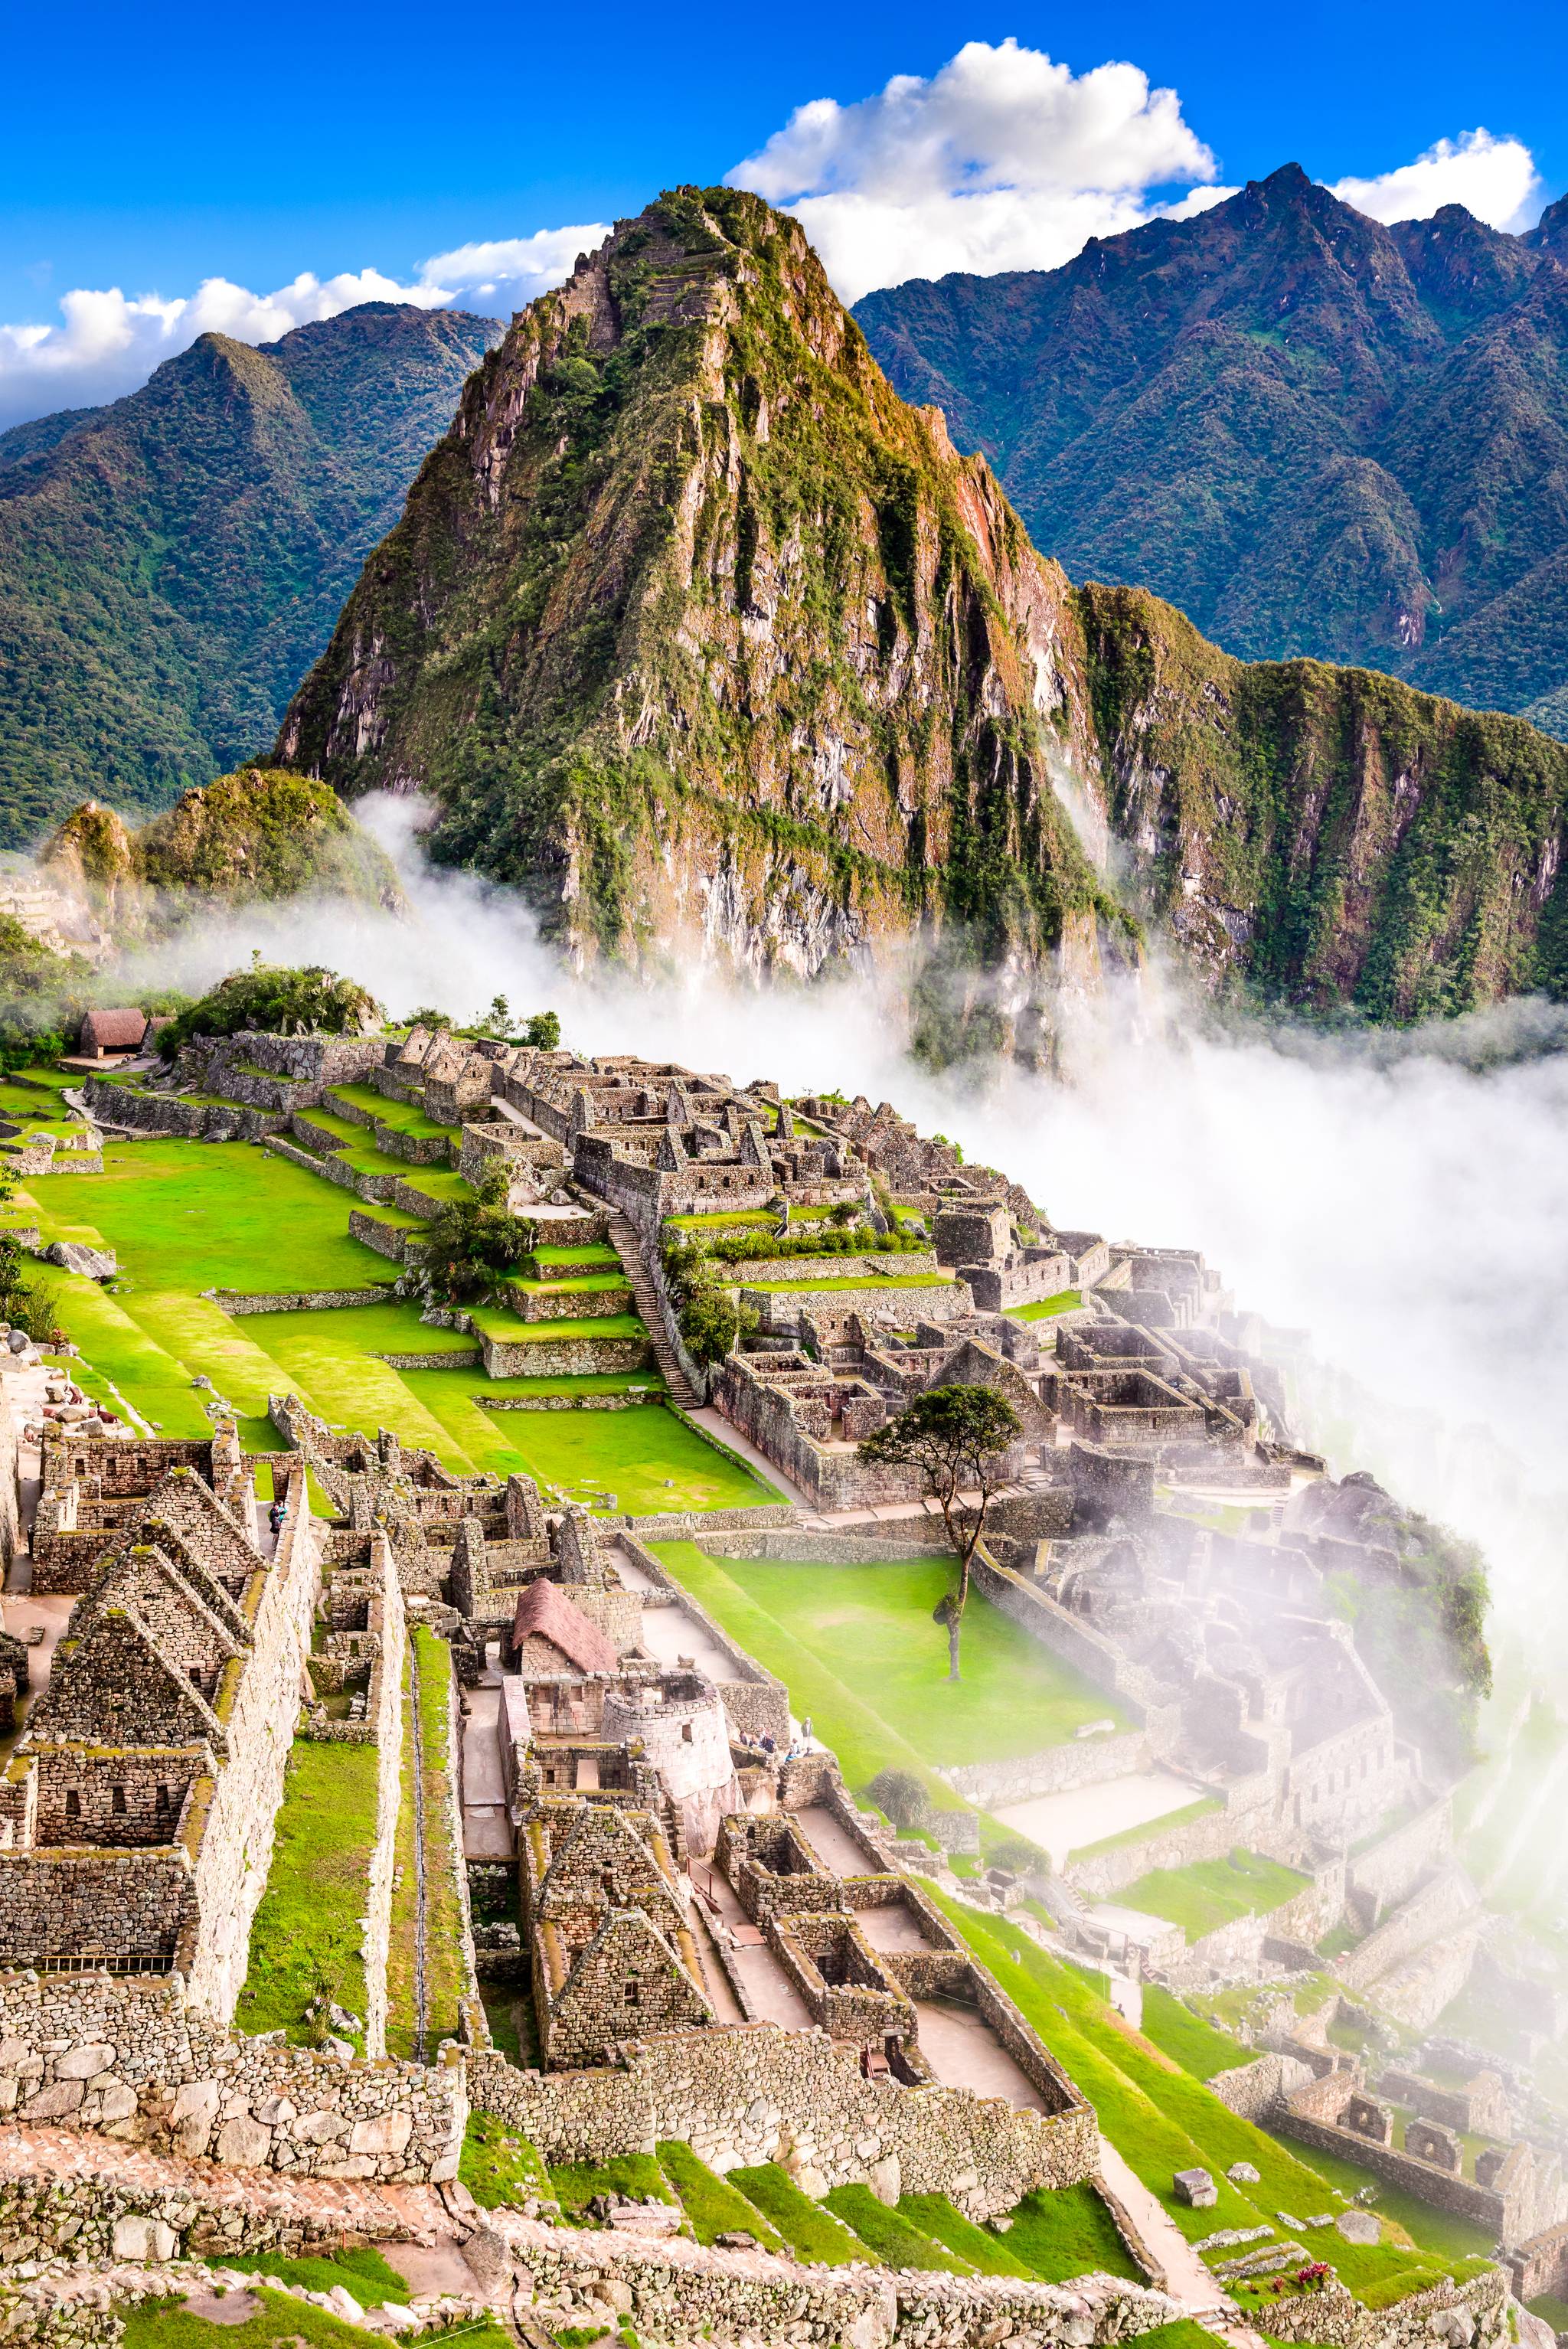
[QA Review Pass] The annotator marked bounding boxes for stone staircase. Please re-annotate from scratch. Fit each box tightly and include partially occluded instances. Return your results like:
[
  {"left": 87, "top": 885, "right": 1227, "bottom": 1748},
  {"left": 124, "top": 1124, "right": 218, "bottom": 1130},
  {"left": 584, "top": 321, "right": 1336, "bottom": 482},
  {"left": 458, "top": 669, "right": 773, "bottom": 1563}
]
[{"left": 603, "top": 1210, "right": 703, "bottom": 1408}]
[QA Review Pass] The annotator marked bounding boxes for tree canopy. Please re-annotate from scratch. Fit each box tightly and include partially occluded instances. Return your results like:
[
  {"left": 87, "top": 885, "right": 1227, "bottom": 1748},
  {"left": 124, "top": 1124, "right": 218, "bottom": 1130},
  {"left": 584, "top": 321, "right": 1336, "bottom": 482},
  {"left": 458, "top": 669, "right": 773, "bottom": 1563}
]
[{"left": 858, "top": 1382, "right": 1023, "bottom": 1678}]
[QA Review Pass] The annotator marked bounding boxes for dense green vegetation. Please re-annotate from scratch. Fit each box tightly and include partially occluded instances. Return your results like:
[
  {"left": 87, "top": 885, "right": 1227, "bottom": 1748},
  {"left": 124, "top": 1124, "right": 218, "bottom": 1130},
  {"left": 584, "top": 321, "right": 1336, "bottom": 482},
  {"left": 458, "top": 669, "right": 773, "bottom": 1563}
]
[
  {"left": 159, "top": 956, "right": 383, "bottom": 1053},
  {"left": 279, "top": 186, "right": 1122, "bottom": 1047},
  {"left": 0, "top": 302, "right": 498, "bottom": 838},
  {"left": 858, "top": 170, "right": 1568, "bottom": 728}
]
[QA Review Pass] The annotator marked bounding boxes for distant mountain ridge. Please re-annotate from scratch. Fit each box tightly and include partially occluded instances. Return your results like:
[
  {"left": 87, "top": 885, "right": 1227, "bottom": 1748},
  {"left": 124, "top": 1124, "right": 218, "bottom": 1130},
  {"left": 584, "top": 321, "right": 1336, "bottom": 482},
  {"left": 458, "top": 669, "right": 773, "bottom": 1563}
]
[
  {"left": 277, "top": 186, "right": 1568, "bottom": 1041},
  {"left": 855, "top": 165, "right": 1568, "bottom": 736},
  {"left": 0, "top": 301, "right": 501, "bottom": 845}
]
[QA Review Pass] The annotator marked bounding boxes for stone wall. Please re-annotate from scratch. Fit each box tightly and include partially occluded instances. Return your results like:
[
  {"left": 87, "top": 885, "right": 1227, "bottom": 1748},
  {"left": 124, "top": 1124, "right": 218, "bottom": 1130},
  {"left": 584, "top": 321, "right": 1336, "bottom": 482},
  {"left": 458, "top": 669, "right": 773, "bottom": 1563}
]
[
  {"left": 1338, "top": 1867, "right": 1477, "bottom": 1996},
  {"left": 1347, "top": 1802, "right": 1452, "bottom": 1924},
  {"left": 0, "top": 1972, "right": 466, "bottom": 2181},
  {"left": 489, "top": 2210, "right": 1179, "bottom": 2349},
  {"left": 616, "top": 1534, "right": 791, "bottom": 1746},
  {"left": 469, "top": 2015, "right": 1099, "bottom": 2220},
  {"left": 1206, "top": 2050, "right": 1316, "bottom": 2122},
  {"left": 946, "top": 1733, "right": 1152, "bottom": 1812},
  {"left": 184, "top": 1477, "right": 322, "bottom": 2021},
  {"left": 361, "top": 1535, "right": 407, "bottom": 2058},
  {"left": 1161, "top": 1867, "right": 1345, "bottom": 1989},
  {"left": 212, "top": 1286, "right": 392, "bottom": 1316},
  {"left": 1064, "top": 1798, "right": 1265, "bottom": 1905},
  {"left": 478, "top": 1330, "right": 654, "bottom": 1379},
  {"left": 697, "top": 1526, "right": 956, "bottom": 1563},
  {"left": 1253, "top": 2266, "right": 1505, "bottom": 2349}
]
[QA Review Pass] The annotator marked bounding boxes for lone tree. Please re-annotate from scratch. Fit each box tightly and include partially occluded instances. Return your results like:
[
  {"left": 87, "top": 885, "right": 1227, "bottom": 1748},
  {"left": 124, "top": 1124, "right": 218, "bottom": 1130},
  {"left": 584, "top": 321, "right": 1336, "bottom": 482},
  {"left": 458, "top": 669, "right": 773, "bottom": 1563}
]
[{"left": 858, "top": 1383, "right": 1022, "bottom": 1679}]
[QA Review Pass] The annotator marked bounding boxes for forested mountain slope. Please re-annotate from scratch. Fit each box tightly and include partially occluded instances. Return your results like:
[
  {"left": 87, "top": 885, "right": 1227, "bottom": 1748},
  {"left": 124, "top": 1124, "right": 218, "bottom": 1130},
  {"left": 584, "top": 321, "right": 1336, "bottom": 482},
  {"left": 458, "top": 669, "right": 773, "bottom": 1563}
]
[
  {"left": 857, "top": 166, "right": 1568, "bottom": 737},
  {"left": 0, "top": 301, "right": 501, "bottom": 843}
]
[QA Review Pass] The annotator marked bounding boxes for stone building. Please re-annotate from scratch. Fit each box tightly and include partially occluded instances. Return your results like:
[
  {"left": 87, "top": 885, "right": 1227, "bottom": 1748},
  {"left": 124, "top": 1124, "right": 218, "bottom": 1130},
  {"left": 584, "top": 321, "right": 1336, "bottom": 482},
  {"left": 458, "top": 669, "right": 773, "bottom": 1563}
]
[{"left": 0, "top": 1438, "right": 318, "bottom": 2017}]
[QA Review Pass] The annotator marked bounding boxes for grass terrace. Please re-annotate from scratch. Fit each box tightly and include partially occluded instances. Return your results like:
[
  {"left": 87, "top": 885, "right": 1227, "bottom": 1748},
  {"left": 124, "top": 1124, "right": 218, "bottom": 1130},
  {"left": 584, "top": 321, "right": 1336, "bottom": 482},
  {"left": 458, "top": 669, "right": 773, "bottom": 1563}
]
[
  {"left": 466, "top": 1403, "right": 779, "bottom": 1513},
  {"left": 385, "top": 1627, "right": 467, "bottom": 2059},
  {"left": 234, "top": 1740, "right": 379, "bottom": 2050},
  {"left": 1117, "top": 1848, "right": 1311, "bottom": 1940},
  {"left": 1007, "top": 1289, "right": 1083, "bottom": 1322},
  {"left": 323, "top": 1083, "right": 454, "bottom": 1138},
  {"left": 935, "top": 1895, "right": 1490, "bottom": 2302}
]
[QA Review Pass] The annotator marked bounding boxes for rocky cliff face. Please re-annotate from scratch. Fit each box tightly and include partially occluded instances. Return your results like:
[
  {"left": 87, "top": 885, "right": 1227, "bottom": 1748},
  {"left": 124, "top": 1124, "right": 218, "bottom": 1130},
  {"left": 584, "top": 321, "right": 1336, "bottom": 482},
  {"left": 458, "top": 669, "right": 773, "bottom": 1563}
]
[
  {"left": 1076, "top": 587, "right": 1568, "bottom": 1016},
  {"left": 279, "top": 187, "right": 1568, "bottom": 1032}
]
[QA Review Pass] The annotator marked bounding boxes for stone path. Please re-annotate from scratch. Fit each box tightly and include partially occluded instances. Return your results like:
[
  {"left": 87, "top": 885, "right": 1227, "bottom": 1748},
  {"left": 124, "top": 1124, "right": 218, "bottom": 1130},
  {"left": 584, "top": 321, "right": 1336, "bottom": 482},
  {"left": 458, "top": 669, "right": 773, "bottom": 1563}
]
[
  {"left": 407, "top": 1636, "right": 431, "bottom": 2063},
  {"left": 792, "top": 1803, "right": 874, "bottom": 1878},
  {"left": 1096, "top": 2136, "right": 1237, "bottom": 2319},
  {"left": 602, "top": 1211, "right": 701, "bottom": 1407},
  {"left": 687, "top": 1405, "right": 813, "bottom": 1504},
  {"left": 459, "top": 1681, "right": 514, "bottom": 1859}
]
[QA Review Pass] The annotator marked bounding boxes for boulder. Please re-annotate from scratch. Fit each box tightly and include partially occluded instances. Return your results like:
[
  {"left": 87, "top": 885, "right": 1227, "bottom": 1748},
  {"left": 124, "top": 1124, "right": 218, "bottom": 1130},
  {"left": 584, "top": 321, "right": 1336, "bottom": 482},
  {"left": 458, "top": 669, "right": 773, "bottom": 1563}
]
[
  {"left": 1227, "top": 2161, "right": 1261, "bottom": 2185},
  {"left": 44, "top": 1240, "right": 117, "bottom": 1279},
  {"left": 1336, "top": 2209, "right": 1381, "bottom": 2244},
  {"left": 1174, "top": 2168, "right": 1218, "bottom": 2208}
]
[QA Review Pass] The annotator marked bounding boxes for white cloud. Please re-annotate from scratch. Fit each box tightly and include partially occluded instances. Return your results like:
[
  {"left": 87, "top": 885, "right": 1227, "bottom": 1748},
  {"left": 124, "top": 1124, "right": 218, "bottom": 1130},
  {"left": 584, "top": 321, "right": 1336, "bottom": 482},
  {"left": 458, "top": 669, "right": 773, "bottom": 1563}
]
[
  {"left": 416, "top": 225, "right": 609, "bottom": 315},
  {"left": 1330, "top": 128, "right": 1543, "bottom": 234},
  {"left": 726, "top": 38, "right": 1220, "bottom": 301},
  {"left": 0, "top": 225, "right": 607, "bottom": 435}
]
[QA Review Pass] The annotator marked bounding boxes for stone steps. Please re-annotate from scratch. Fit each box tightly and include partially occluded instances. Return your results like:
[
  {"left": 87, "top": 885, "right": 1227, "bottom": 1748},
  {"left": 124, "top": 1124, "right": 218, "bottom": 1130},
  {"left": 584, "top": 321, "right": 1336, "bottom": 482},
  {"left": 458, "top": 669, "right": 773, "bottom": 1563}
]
[{"left": 603, "top": 1211, "right": 702, "bottom": 1407}]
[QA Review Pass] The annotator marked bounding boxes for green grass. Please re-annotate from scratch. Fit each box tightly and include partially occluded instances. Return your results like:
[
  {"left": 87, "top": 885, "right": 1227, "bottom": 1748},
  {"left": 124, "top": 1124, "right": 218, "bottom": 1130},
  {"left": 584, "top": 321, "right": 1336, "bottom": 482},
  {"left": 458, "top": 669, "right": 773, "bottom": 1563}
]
[
  {"left": 1527, "top": 2295, "right": 1568, "bottom": 2331},
  {"left": 653, "top": 1544, "right": 1124, "bottom": 1772},
  {"left": 234, "top": 1740, "right": 379, "bottom": 2047},
  {"left": 895, "top": 2194, "right": 1034, "bottom": 2278},
  {"left": 824, "top": 2184, "right": 972, "bottom": 2272},
  {"left": 26, "top": 1139, "right": 400, "bottom": 1291},
  {"left": 472, "top": 1405, "right": 779, "bottom": 1514},
  {"left": 1005, "top": 1289, "right": 1083, "bottom": 1321},
  {"left": 459, "top": 2112, "right": 554, "bottom": 2210},
  {"left": 655, "top": 2141, "right": 786, "bottom": 2249},
  {"left": 469, "top": 1303, "right": 646, "bottom": 1341},
  {"left": 998, "top": 2183, "right": 1144, "bottom": 2282},
  {"left": 930, "top": 1893, "right": 1474, "bottom": 2305},
  {"left": 1068, "top": 1798, "right": 1223, "bottom": 1862},
  {"left": 119, "top": 2291, "right": 488, "bottom": 2349},
  {"left": 728, "top": 2164, "right": 876, "bottom": 2265},
  {"left": 1118, "top": 1849, "right": 1311, "bottom": 1940},
  {"left": 550, "top": 2153, "right": 678, "bottom": 2217},
  {"left": 1122, "top": 2326, "right": 1233, "bottom": 2349},
  {"left": 666, "top": 1209, "right": 776, "bottom": 1230},
  {"left": 1137, "top": 1986, "right": 1251, "bottom": 2082},
  {"left": 216, "top": 2248, "right": 410, "bottom": 2304},
  {"left": 324, "top": 1084, "right": 453, "bottom": 1139},
  {"left": 534, "top": 1243, "right": 622, "bottom": 1266},
  {"left": 1259, "top": 2131, "right": 1498, "bottom": 2264}
]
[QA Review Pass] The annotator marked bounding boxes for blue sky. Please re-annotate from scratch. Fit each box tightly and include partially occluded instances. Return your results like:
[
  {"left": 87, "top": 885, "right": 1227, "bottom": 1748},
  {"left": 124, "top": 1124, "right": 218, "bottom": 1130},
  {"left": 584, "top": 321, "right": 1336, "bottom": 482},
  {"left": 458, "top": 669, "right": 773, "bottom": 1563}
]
[{"left": 3, "top": 0, "right": 1565, "bottom": 425}]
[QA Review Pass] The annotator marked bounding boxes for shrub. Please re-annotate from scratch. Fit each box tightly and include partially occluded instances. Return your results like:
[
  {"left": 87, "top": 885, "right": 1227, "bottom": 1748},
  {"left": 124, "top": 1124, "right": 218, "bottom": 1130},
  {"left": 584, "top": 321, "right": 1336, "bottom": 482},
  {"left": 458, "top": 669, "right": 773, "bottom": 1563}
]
[
  {"left": 869, "top": 1768, "right": 934, "bottom": 1832},
  {"left": 161, "top": 961, "right": 381, "bottom": 1054}
]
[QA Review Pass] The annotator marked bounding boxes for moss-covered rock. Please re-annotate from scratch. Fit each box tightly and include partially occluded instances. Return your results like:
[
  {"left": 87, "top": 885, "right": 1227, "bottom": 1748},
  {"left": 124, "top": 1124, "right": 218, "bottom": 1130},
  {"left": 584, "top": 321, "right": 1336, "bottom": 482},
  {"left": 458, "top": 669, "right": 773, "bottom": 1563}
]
[{"left": 40, "top": 767, "right": 404, "bottom": 936}]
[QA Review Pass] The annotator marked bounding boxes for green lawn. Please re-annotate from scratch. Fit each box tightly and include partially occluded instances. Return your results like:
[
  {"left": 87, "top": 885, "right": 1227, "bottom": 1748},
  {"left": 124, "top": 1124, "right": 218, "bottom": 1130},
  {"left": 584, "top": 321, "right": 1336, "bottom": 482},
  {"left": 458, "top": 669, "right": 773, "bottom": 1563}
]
[
  {"left": 24, "top": 1139, "right": 394, "bottom": 1292},
  {"left": 655, "top": 2141, "right": 786, "bottom": 2249},
  {"left": 1007, "top": 1289, "right": 1083, "bottom": 1321},
  {"left": 324, "top": 1083, "right": 452, "bottom": 1139},
  {"left": 119, "top": 2291, "right": 500, "bottom": 2349},
  {"left": 466, "top": 1403, "right": 779, "bottom": 1513},
  {"left": 896, "top": 2194, "right": 1034, "bottom": 2278},
  {"left": 460, "top": 2112, "right": 554, "bottom": 2210},
  {"left": 653, "top": 1545, "right": 1125, "bottom": 1772},
  {"left": 742, "top": 1273, "right": 952, "bottom": 1293},
  {"left": 1068, "top": 1798, "right": 1223, "bottom": 1863},
  {"left": 824, "top": 2184, "right": 971, "bottom": 2272},
  {"left": 235, "top": 1740, "right": 379, "bottom": 2048},
  {"left": 1137, "top": 1985, "right": 1252, "bottom": 2081},
  {"left": 728, "top": 2164, "right": 874, "bottom": 2265},
  {"left": 1118, "top": 1849, "right": 1310, "bottom": 1941},
  {"left": 996, "top": 2183, "right": 1143, "bottom": 2282}
]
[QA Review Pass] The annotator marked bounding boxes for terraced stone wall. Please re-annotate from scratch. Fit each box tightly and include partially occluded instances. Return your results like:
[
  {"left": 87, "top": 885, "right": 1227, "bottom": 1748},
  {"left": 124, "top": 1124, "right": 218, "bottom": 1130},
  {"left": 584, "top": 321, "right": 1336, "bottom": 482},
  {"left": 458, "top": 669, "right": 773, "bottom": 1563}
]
[{"left": 469, "top": 2012, "right": 1098, "bottom": 2218}]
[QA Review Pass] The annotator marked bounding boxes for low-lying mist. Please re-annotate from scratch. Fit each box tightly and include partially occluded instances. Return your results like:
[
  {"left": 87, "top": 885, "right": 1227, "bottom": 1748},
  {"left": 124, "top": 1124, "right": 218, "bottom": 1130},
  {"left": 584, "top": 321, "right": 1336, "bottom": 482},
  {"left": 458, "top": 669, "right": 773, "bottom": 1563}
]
[{"left": 113, "top": 791, "right": 1568, "bottom": 1710}]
